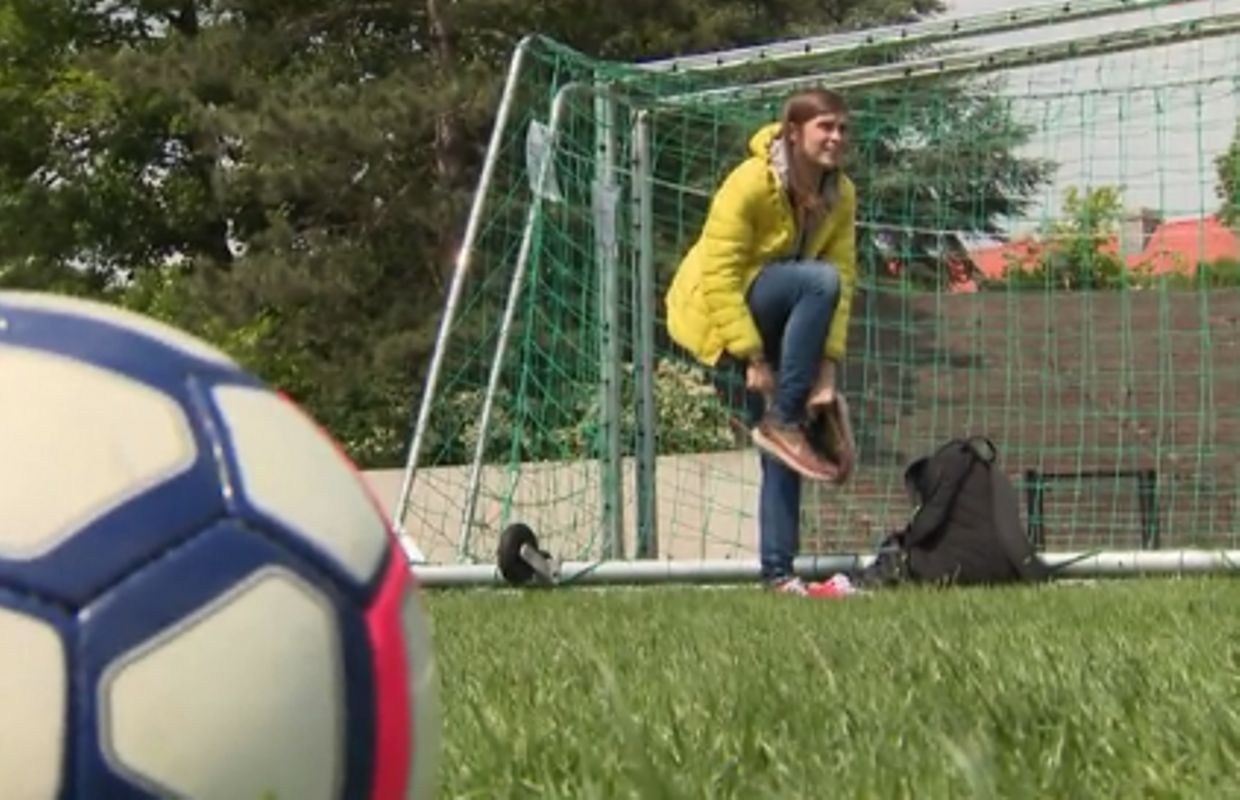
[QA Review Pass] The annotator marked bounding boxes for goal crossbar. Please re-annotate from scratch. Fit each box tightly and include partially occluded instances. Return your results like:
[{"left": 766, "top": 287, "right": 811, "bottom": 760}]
[
  {"left": 656, "top": 10, "right": 1240, "bottom": 104},
  {"left": 635, "top": 0, "right": 1198, "bottom": 73}
]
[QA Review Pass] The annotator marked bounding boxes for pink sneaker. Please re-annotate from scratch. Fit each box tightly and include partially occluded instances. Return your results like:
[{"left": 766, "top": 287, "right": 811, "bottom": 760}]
[
  {"left": 806, "top": 573, "right": 862, "bottom": 597},
  {"left": 768, "top": 574, "right": 860, "bottom": 598}
]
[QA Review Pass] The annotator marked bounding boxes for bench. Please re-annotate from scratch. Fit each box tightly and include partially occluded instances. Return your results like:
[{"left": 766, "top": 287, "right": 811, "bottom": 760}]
[{"left": 1023, "top": 468, "right": 1160, "bottom": 550}]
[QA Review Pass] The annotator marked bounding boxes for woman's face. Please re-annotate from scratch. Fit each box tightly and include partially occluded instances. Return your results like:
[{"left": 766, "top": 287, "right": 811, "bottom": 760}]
[{"left": 792, "top": 111, "right": 849, "bottom": 169}]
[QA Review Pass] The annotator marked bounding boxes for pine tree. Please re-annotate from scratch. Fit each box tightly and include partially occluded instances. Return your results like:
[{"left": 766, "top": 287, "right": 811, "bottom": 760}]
[{"left": 0, "top": 0, "right": 1064, "bottom": 466}]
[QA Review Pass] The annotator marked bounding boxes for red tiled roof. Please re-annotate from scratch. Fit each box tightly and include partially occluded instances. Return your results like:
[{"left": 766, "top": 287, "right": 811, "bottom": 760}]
[
  {"left": 969, "top": 237, "right": 1044, "bottom": 279},
  {"left": 1139, "top": 216, "right": 1239, "bottom": 273},
  {"left": 966, "top": 215, "right": 1239, "bottom": 279}
]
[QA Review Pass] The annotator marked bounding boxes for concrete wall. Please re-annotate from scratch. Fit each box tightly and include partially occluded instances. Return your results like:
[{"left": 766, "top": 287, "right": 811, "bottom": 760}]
[{"left": 363, "top": 450, "right": 770, "bottom": 565}]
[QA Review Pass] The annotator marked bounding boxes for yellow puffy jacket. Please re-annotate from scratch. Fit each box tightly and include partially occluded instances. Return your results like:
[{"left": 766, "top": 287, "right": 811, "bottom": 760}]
[{"left": 665, "top": 122, "right": 857, "bottom": 366}]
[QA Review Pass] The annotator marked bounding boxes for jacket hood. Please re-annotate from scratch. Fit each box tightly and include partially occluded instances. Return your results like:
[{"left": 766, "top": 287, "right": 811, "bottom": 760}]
[
  {"left": 748, "top": 122, "right": 783, "bottom": 159},
  {"left": 748, "top": 123, "right": 787, "bottom": 187}
]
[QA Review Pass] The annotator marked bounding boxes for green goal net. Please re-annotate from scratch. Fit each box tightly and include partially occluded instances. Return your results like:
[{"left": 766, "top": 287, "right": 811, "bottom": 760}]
[{"left": 393, "top": 0, "right": 1240, "bottom": 575}]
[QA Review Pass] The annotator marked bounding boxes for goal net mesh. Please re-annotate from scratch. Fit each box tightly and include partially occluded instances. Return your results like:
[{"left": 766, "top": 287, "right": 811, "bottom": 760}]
[{"left": 398, "top": 4, "right": 1240, "bottom": 565}]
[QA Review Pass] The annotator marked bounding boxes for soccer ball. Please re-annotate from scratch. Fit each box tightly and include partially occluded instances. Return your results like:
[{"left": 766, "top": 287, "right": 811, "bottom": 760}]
[{"left": 0, "top": 291, "right": 438, "bottom": 799}]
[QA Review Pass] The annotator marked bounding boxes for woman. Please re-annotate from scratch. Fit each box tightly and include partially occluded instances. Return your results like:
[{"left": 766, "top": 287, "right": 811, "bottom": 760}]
[{"left": 665, "top": 87, "right": 859, "bottom": 597}]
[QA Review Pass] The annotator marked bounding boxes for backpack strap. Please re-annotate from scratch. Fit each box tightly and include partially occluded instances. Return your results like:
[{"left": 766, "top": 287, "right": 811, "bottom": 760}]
[
  {"left": 902, "top": 439, "right": 979, "bottom": 547},
  {"left": 964, "top": 436, "right": 997, "bottom": 464}
]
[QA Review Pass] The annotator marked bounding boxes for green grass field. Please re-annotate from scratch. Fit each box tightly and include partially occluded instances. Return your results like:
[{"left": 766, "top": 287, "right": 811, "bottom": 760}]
[{"left": 424, "top": 578, "right": 1240, "bottom": 799}]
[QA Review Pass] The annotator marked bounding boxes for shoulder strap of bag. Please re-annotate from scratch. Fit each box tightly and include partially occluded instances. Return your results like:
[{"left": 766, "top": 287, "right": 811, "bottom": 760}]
[{"left": 903, "top": 438, "right": 981, "bottom": 547}]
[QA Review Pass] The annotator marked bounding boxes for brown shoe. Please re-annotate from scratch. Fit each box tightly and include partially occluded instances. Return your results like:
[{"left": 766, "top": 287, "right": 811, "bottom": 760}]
[{"left": 751, "top": 415, "right": 836, "bottom": 481}]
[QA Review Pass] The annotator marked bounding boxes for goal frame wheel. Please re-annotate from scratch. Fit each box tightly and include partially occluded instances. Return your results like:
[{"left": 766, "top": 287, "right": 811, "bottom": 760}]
[{"left": 496, "top": 523, "right": 560, "bottom": 587}]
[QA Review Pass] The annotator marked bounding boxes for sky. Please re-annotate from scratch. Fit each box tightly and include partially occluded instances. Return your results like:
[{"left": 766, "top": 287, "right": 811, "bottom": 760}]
[{"left": 937, "top": 0, "right": 1240, "bottom": 230}]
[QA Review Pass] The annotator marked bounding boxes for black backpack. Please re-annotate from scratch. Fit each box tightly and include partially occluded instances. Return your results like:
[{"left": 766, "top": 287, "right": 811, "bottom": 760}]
[{"left": 855, "top": 436, "right": 1053, "bottom": 588}]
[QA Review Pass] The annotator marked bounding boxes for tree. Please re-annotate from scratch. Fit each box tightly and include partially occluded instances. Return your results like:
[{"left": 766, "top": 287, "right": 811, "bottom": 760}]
[
  {"left": 1, "top": 1, "right": 485, "bottom": 465},
  {"left": 1216, "top": 119, "right": 1240, "bottom": 227},
  {"left": 0, "top": 0, "right": 141, "bottom": 291},
  {"left": 0, "top": 0, "right": 1064, "bottom": 468},
  {"left": 982, "top": 185, "right": 1131, "bottom": 291},
  {"left": 839, "top": 76, "right": 1056, "bottom": 288}
]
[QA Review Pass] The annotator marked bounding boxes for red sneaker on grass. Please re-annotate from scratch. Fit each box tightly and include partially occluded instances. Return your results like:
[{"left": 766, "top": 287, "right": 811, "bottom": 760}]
[
  {"left": 805, "top": 573, "right": 862, "bottom": 597},
  {"left": 768, "top": 574, "right": 861, "bottom": 597}
]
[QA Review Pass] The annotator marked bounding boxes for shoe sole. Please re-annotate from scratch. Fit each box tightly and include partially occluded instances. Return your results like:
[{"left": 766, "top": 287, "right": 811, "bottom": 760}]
[
  {"left": 806, "top": 395, "right": 857, "bottom": 485},
  {"left": 751, "top": 426, "right": 837, "bottom": 481}
]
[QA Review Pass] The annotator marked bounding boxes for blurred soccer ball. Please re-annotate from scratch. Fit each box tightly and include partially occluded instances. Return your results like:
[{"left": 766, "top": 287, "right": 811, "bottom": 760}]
[{"left": 0, "top": 291, "right": 438, "bottom": 799}]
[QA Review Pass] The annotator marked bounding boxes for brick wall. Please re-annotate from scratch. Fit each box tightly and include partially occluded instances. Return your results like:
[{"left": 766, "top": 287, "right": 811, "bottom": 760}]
[{"left": 806, "top": 286, "right": 1240, "bottom": 551}]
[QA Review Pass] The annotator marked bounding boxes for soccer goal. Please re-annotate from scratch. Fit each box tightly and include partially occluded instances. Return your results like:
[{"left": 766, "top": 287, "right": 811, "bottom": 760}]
[{"left": 393, "top": 0, "right": 1240, "bottom": 586}]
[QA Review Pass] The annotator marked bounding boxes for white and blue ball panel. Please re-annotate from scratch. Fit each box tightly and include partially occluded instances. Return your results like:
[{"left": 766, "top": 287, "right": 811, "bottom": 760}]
[
  {"left": 0, "top": 291, "right": 389, "bottom": 604},
  {"left": 76, "top": 520, "right": 379, "bottom": 799}
]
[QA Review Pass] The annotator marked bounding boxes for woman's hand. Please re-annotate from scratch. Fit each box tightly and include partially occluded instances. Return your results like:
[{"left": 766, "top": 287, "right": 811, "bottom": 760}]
[{"left": 807, "top": 358, "right": 837, "bottom": 409}]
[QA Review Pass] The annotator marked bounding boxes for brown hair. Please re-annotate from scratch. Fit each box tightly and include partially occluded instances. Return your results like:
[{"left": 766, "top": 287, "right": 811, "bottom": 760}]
[{"left": 778, "top": 88, "right": 848, "bottom": 220}]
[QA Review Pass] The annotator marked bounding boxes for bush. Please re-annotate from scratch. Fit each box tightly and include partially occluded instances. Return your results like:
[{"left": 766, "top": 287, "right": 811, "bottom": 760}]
[
  {"left": 427, "top": 357, "right": 737, "bottom": 466},
  {"left": 1161, "top": 258, "right": 1240, "bottom": 289}
]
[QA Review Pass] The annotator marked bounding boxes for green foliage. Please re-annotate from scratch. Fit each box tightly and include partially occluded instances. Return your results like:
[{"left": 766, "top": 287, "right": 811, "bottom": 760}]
[
  {"left": 431, "top": 358, "right": 735, "bottom": 465},
  {"left": 1, "top": 0, "right": 1058, "bottom": 468},
  {"left": 984, "top": 185, "right": 1130, "bottom": 291},
  {"left": 598, "top": 360, "right": 738, "bottom": 458},
  {"left": 982, "top": 185, "right": 1240, "bottom": 292},
  {"left": 115, "top": 267, "right": 311, "bottom": 394},
  {"left": 0, "top": 0, "right": 479, "bottom": 466},
  {"left": 113, "top": 265, "right": 414, "bottom": 466},
  {"left": 859, "top": 80, "right": 1056, "bottom": 285},
  {"left": 1216, "top": 119, "right": 1240, "bottom": 227},
  {"left": 428, "top": 579, "right": 1240, "bottom": 798},
  {"left": 1035, "top": 185, "right": 1126, "bottom": 290},
  {"left": 1160, "top": 258, "right": 1240, "bottom": 289},
  {"left": 639, "top": 359, "right": 737, "bottom": 455}
]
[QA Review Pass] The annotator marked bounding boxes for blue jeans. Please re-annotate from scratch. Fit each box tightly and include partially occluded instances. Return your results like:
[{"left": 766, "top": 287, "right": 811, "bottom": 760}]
[{"left": 745, "top": 259, "right": 841, "bottom": 581}]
